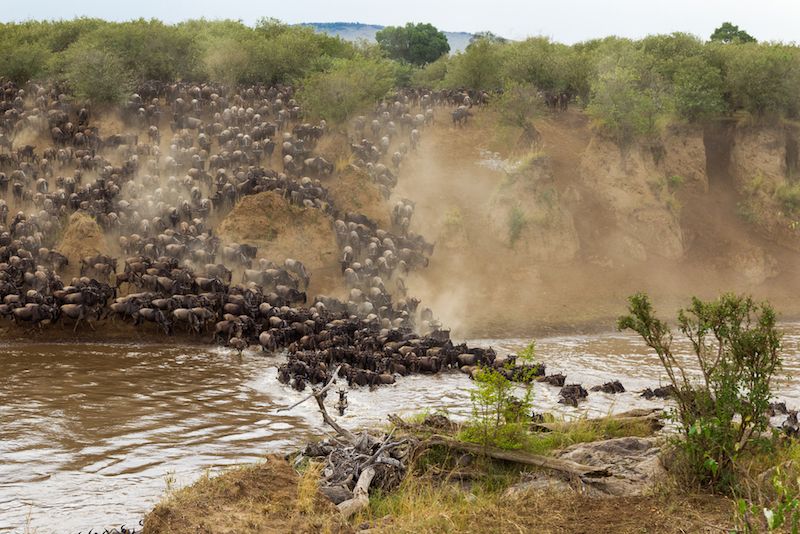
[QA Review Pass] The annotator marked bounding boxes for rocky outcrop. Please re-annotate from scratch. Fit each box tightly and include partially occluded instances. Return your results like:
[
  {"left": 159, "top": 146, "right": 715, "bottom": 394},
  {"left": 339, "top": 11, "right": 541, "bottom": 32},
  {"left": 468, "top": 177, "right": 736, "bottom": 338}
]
[{"left": 557, "top": 436, "right": 665, "bottom": 497}]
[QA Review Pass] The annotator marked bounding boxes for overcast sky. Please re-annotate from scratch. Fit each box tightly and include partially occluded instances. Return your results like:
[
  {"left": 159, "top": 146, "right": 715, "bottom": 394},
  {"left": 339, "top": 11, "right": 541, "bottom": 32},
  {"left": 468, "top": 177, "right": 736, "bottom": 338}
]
[{"left": 2, "top": 0, "right": 798, "bottom": 44}]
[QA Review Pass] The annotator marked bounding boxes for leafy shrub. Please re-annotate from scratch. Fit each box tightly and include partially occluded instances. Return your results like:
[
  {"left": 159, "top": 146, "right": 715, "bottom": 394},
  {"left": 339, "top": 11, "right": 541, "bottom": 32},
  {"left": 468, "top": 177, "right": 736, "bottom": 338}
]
[
  {"left": 672, "top": 56, "right": 726, "bottom": 122},
  {"left": 619, "top": 293, "right": 782, "bottom": 491},
  {"left": 461, "top": 342, "right": 538, "bottom": 450},
  {"left": 586, "top": 47, "right": 673, "bottom": 145},
  {"left": 61, "top": 42, "right": 132, "bottom": 104},
  {"left": 441, "top": 38, "right": 505, "bottom": 90},
  {"left": 299, "top": 57, "right": 394, "bottom": 123},
  {"left": 410, "top": 56, "right": 449, "bottom": 88},
  {"left": 722, "top": 43, "right": 800, "bottom": 118},
  {"left": 737, "top": 464, "right": 800, "bottom": 532}
]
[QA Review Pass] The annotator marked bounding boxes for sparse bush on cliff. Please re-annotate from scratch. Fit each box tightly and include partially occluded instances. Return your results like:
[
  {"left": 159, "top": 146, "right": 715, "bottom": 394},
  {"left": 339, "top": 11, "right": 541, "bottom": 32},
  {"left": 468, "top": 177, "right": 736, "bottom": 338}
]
[{"left": 507, "top": 205, "right": 527, "bottom": 247}]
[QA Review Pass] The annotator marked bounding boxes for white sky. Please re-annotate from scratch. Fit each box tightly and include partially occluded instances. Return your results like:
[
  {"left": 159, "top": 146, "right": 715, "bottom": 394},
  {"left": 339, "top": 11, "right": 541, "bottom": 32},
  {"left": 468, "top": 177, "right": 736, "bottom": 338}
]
[{"left": 2, "top": 0, "right": 798, "bottom": 44}]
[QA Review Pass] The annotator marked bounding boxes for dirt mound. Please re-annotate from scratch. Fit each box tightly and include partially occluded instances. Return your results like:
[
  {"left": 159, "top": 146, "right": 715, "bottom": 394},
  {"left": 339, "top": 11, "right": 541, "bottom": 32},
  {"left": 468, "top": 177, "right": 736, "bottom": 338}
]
[
  {"left": 218, "top": 192, "right": 341, "bottom": 294},
  {"left": 327, "top": 167, "right": 390, "bottom": 228},
  {"left": 56, "top": 212, "right": 113, "bottom": 276},
  {"left": 143, "top": 455, "right": 351, "bottom": 534}
]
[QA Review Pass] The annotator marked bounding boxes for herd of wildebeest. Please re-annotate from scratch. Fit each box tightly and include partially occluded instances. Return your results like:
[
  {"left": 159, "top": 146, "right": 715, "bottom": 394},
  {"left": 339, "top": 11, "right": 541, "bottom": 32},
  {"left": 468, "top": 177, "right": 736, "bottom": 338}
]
[
  {"left": 0, "top": 79, "right": 557, "bottom": 396},
  {"left": 5, "top": 78, "right": 782, "bottom": 415}
]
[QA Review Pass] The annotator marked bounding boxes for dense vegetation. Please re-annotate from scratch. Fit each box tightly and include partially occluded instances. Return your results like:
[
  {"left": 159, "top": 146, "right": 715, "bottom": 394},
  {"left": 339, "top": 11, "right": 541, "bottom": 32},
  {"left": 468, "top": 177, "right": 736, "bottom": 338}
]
[{"left": 2, "top": 18, "right": 800, "bottom": 138}]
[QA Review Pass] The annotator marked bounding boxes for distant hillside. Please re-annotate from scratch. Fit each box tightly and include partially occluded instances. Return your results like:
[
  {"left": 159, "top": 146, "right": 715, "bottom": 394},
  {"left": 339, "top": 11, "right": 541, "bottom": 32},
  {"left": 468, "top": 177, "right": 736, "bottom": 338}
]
[{"left": 301, "top": 22, "right": 474, "bottom": 53}]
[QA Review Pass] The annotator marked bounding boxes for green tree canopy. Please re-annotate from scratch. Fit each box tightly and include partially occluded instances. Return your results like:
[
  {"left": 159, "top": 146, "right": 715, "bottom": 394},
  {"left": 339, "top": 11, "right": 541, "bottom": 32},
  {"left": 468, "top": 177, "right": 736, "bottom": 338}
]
[
  {"left": 299, "top": 57, "right": 394, "bottom": 123},
  {"left": 61, "top": 41, "right": 132, "bottom": 104},
  {"left": 710, "top": 22, "right": 756, "bottom": 44},
  {"left": 375, "top": 22, "right": 450, "bottom": 66},
  {"left": 442, "top": 37, "right": 504, "bottom": 90}
]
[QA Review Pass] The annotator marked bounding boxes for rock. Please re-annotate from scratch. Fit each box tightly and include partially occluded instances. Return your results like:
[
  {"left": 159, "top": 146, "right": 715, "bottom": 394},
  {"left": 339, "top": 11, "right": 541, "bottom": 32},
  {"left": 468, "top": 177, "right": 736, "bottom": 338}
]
[
  {"left": 590, "top": 380, "right": 625, "bottom": 394},
  {"left": 557, "top": 436, "right": 666, "bottom": 497},
  {"left": 783, "top": 411, "right": 799, "bottom": 437},
  {"left": 504, "top": 473, "right": 572, "bottom": 498},
  {"left": 423, "top": 414, "right": 456, "bottom": 431}
]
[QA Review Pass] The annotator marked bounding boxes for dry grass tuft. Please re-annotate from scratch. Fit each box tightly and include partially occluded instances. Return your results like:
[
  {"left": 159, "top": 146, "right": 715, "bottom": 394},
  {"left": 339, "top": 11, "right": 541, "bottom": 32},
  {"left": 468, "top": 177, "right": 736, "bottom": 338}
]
[{"left": 143, "top": 455, "right": 352, "bottom": 534}]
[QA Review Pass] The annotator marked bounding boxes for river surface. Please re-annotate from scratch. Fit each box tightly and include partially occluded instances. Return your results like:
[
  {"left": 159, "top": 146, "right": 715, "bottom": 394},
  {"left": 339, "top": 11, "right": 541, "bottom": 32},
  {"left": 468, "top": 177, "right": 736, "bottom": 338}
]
[{"left": 2, "top": 326, "right": 800, "bottom": 533}]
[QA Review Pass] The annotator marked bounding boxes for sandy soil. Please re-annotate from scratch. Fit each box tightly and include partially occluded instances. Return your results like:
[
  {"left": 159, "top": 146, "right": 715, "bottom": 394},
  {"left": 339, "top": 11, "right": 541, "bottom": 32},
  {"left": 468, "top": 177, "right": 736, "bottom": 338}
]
[{"left": 218, "top": 191, "right": 343, "bottom": 297}]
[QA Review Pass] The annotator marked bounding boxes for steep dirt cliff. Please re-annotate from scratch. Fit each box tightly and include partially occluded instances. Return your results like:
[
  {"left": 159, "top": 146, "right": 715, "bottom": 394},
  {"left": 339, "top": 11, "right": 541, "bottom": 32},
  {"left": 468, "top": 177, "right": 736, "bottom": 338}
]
[
  {"left": 218, "top": 192, "right": 341, "bottom": 296},
  {"left": 389, "top": 110, "right": 800, "bottom": 336}
]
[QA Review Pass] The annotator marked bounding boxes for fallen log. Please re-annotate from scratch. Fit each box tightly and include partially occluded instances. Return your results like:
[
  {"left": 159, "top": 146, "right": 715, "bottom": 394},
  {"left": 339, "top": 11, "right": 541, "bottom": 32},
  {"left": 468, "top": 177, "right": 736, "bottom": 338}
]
[
  {"left": 424, "top": 436, "right": 611, "bottom": 478},
  {"left": 337, "top": 466, "right": 376, "bottom": 519}
]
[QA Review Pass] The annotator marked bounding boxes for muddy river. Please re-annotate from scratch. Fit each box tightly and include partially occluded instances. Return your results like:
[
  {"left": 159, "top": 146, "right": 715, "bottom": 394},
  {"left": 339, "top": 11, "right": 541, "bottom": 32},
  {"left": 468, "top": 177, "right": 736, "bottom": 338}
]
[{"left": 2, "top": 326, "right": 799, "bottom": 533}]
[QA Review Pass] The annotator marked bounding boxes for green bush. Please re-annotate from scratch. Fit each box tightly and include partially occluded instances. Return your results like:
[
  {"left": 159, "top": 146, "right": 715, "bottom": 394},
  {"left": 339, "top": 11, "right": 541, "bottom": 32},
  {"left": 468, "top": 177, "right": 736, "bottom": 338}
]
[
  {"left": 672, "top": 56, "right": 726, "bottom": 122},
  {"left": 618, "top": 293, "right": 782, "bottom": 491},
  {"left": 299, "top": 57, "right": 394, "bottom": 123},
  {"left": 410, "top": 56, "right": 449, "bottom": 88},
  {"left": 460, "top": 342, "right": 538, "bottom": 450},
  {"left": 493, "top": 82, "right": 544, "bottom": 147},
  {"left": 722, "top": 43, "right": 800, "bottom": 117},
  {"left": 61, "top": 42, "right": 132, "bottom": 105},
  {"left": 441, "top": 38, "right": 505, "bottom": 90}
]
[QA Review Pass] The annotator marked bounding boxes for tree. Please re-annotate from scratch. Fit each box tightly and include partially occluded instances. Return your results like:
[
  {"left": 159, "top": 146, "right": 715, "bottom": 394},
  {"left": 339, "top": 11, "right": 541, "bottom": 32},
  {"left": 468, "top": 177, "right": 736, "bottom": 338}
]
[
  {"left": 441, "top": 37, "right": 504, "bottom": 90},
  {"left": 375, "top": 22, "right": 450, "bottom": 66},
  {"left": 710, "top": 22, "right": 756, "bottom": 44},
  {"left": 299, "top": 57, "right": 394, "bottom": 123},
  {"left": 469, "top": 31, "right": 507, "bottom": 45},
  {"left": 62, "top": 42, "right": 132, "bottom": 104},
  {"left": 494, "top": 82, "right": 544, "bottom": 147},
  {"left": 672, "top": 56, "right": 726, "bottom": 121},
  {"left": 722, "top": 44, "right": 800, "bottom": 117},
  {"left": 586, "top": 56, "right": 672, "bottom": 145}
]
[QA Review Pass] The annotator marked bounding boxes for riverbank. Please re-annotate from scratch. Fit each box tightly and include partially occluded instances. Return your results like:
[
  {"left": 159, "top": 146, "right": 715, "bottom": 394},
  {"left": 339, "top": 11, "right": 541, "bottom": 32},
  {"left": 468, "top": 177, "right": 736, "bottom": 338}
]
[{"left": 142, "top": 412, "right": 737, "bottom": 534}]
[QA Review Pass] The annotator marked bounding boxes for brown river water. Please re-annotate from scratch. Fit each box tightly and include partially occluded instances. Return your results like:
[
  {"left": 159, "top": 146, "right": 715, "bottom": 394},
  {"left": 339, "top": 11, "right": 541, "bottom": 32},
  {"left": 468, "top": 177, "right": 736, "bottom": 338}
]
[{"left": 2, "top": 326, "right": 800, "bottom": 533}]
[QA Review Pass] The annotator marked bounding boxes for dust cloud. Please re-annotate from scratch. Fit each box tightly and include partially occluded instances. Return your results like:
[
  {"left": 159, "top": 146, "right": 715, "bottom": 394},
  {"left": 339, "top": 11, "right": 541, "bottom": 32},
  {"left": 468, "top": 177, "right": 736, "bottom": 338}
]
[{"left": 391, "top": 109, "right": 800, "bottom": 338}]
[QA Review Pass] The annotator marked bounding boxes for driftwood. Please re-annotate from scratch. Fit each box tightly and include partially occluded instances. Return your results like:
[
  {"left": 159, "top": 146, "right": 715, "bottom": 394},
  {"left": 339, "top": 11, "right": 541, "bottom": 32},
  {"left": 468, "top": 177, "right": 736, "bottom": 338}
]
[
  {"left": 424, "top": 436, "right": 611, "bottom": 478},
  {"left": 337, "top": 466, "right": 376, "bottom": 519},
  {"left": 283, "top": 367, "right": 410, "bottom": 516}
]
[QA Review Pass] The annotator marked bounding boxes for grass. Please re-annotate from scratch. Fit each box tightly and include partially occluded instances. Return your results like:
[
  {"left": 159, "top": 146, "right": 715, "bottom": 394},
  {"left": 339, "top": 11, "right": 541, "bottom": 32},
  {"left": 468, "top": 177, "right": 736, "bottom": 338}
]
[
  {"left": 143, "top": 455, "right": 350, "bottom": 533},
  {"left": 775, "top": 182, "right": 800, "bottom": 216},
  {"left": 355, "top": 471, "right": 734, "bottom": 534},
  {"left": 456, "top": 413, "right": 657, "bottom": 456}
]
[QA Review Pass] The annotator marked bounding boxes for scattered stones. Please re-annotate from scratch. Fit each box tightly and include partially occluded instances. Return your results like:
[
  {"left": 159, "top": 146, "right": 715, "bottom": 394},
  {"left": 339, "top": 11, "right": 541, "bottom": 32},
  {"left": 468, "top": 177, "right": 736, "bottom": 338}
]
[{"left": 557, "top": 436, "right": 666, "bottom": 496}]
